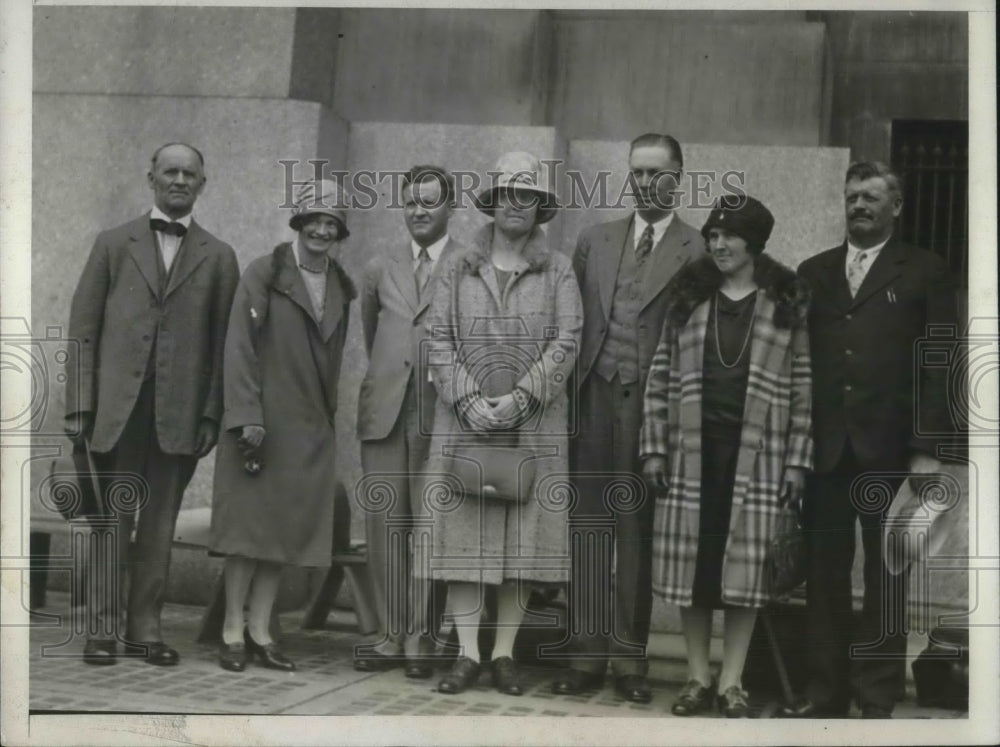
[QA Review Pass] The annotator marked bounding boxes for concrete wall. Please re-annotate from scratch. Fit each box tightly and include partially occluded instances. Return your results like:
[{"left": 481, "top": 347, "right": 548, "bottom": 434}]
[
  {"left": 332, "top": 9, "right": 551, "bottom": 126},
  {"left": 33, "top": 6, "right": 298, "bottom": 98},
  {"left": 820, "top": 10, "right": 968, "bottom": 161},
  {"left": 548, "top": 16, "right": 828, "bottom": 145}
]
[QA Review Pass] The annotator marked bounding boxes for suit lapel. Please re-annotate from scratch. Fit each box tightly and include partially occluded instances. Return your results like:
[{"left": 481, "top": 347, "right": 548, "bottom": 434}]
[
  {"left": 163, "top": 220, "right": 208, "bottom": 300},
  {"left": 416, "top": 237, "right": 461, "bottom": 319},
  {"left": 850, "top": 237, "right": 906, "bottom": 309},
  {"left": 814, "top": 243, "right": 852, "bottom": 311},
  {"left": 387, "top": 241, "right": 420, "bottom": 314},
  {"left": 640, "top": 215, "right": 695, "bottom": 311},
  {"left": 126, "top": 214, "right": 161, "bottom": 298},
  {"left": 596, "top": 217, "right": 632, "bottom": 321}
]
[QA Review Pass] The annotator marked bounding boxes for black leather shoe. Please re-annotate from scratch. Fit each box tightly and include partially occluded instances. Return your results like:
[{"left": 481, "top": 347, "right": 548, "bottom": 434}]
[
  {"left": 404, "top": 659, "right": 434, "bottom": 679},
  {"left": 437, "top": 657, "right": 481, "bottom": 694},
  {"left": 717, "top": 685, "right": 750, "bottom": 718},
  {"left": 861, "top": 704, "right": 893, "bottom": 719},
  {"left": 671, "top": 678, "right": 716, "bottom": 716},
  {"left": 244, "top": 629, "right": 295, "bottom": 672},
  {"left": 137, "top": 641, "right": 180, "bottom": 666},
  {"left": 491, "top": 656, "right": 524, "bottom": 696},
  {"left": 776, "top": 699, "right": 848, "bottom": 718},
  {"left": 551, "top": 669, "right": 604, "bottom": 695},
  {"left": 615, "top": 674, "right": 652, "bottom": 704},
  {"left": 354, "top": 651, "right": 401, "bottom": 672},
  {"left": 219, "top": 641, "right": 247, "bottom": 672},
  {"left": 82, "top": 639, "right": 117, "bottom": 666}
]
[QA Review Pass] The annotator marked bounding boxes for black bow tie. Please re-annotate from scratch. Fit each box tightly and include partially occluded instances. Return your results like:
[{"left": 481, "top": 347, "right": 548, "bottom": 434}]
[{"left": 150, "top": 218, "right": 188, "bottom": 237}]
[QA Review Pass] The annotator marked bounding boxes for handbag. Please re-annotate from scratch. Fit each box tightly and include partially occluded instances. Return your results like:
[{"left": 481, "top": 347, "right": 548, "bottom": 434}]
[
  {"left": 765, "top": 503, "right": 807, "bottom": 598},
  {"left": 443, "top": 443, "right": 537, "bottom": 504}
]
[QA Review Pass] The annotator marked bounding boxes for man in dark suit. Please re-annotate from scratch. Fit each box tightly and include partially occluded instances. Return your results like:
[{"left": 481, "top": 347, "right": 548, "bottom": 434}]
[
  {"left": 65, "top": 142, "right": 240, "bottom": 665},
  {"left": 355, "top": 165, "right": 462, "bottom": 678},
  {"left": 552, "top": 133, "right": 705, "bottom": 702},
  {"left": 784, "top": 161, "right": 956, "bottom": 718}
]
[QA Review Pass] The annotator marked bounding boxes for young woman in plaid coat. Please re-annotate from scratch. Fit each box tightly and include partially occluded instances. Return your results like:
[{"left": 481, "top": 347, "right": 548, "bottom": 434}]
[{"left": 639, "top": 195, "right": 813, "bottom": 717}]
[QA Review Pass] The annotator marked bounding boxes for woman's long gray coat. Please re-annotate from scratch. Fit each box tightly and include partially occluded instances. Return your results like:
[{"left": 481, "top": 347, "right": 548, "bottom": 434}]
[{"left": 417, "top": 224, "right": 583, "bottom": 585}]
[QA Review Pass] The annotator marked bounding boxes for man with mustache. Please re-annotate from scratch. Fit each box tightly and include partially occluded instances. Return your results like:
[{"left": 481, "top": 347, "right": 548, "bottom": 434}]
[
  {"left": 783, "top": 161, "right": 956, "bottom": 718},
  {"left": 552, "top": 133, "right": 704, "bottom": 702},
  {"left": 65, "top": 142, "right": 240, "bottom": 665},
  {"left": 354, "top": 165, "right": 463, "bottom": 678}
]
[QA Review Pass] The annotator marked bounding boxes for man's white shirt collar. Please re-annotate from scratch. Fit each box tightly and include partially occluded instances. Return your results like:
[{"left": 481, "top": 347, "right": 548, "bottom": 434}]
[
  {"left": 633, "top": 212, "right": 674, "bottom": 251},
  {"left": 150, "top": 206, "right": 193, "bottom": 229},
  {"left": 412, "top": 234, "right": 449, "bottom": 265},
  {"left": 846, "top": 235, "right": 890, "bottom": 262}
]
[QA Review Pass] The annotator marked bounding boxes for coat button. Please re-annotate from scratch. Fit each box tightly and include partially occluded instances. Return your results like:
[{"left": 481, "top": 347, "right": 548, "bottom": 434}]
[
  {"left": 404, "top": 360, "right": 411, "bottom": 367},
  {"left": 845, "top": 313, "right": 853, "bottom": 320},
  {"left": 845, "top": 349, "right": 853, "bottom": 356},
  {"left": 845, "top": 384, "right": 853, "bottom": 392},
  {"left": 142, "top": 334, "right": 151, "bottom": 342}
]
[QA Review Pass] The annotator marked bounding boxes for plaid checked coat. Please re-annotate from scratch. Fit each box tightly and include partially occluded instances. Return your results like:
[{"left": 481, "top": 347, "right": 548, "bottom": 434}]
[{"left": 639, "top": 254, "right": 813, "bottom": 607}]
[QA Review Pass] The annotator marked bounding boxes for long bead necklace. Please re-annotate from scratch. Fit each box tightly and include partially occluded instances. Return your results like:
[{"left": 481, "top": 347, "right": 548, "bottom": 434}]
[{"left": 713, "top": 291, "right": 756, "bottom": 368}]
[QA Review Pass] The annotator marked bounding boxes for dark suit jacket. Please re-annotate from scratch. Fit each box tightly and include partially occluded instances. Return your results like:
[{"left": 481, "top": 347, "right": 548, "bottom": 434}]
[
  {"left": 65, "top": 212, "right": 240, "bottom": 454},
  {"left": 798, "top": 236, "right": 956, "bottom": 472},
  {"left": 573, "top": 214, "right": 705, "bottom": 389},
  {"left": 356, "top": 237, "right": 463, "bottom": 442}
]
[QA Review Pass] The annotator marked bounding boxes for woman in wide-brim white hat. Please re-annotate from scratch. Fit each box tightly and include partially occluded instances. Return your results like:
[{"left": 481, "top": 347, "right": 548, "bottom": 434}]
[{"left": 422, "top": 151, "right": 582, "bottom": 697}]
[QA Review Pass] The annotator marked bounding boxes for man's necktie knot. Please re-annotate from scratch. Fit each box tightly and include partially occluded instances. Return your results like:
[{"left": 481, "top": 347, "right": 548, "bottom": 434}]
[
  {"left": 150, "top": 218, "right": 188, "bottom": 237},
  {"left": 636, "top": 224, "right": 655, "bottom": 259}
]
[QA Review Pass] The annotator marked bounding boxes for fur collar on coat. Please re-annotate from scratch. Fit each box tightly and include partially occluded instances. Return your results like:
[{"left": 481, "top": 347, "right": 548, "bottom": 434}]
[
  {"left": 456, "top": 223, "right": 552, "bottom": 275},
  {"left": 665, "top": 253, "right": 809, "bottom": 329}
]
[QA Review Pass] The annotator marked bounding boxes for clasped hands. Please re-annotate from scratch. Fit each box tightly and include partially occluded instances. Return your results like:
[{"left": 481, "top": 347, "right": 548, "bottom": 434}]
[{"left": 459, "top": 390, "right": 531, "bottom": 431}]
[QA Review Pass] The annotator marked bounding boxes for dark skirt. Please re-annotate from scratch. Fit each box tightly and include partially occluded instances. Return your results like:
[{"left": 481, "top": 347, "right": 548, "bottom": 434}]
[{"left": 691, "top": 425, "right": 741, "bottom": 609}]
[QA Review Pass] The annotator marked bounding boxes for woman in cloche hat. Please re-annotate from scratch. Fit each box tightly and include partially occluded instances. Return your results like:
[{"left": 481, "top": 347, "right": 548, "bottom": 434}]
[
  {"left": 209, "top": 180, "right": 356, "bottom": 673},
  {"left": 639, "top": 193, "right": 814, "bottom": 716},
  {"left": 420, "top": 152, "right": 583, "bottom": 697}
]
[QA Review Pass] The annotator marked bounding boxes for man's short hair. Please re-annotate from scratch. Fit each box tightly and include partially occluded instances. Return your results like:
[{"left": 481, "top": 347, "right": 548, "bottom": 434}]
[
  {"left": 845, "top": 160, "right": 902, "bottom": 199},
  {"left": 629, "top": 133, "right": 684, "bottom": 169},
  {"left": 150, "top": 142, "right": 206, "bottom": 170},
  {"left": 403, "top": 164, "right": 455, "bottom": 205}
]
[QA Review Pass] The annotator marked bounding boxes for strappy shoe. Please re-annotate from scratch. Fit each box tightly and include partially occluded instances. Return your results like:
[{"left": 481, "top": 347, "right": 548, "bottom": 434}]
[
  {"left": 671, "top": 678, "right": 716, "bottom": 716},
  {"left": 717, "top": 685, "right": 750, "bottom": 718}
]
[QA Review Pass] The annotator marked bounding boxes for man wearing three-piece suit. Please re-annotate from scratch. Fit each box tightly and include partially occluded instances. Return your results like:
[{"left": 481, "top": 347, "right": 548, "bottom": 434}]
[
  {"left": 354, "top": 166, "right": 463, "bottom": 679},
  {"left": 65, "top": 142, "right": 240, "bottom": 666},
  {"left": 781, "top": 161, "right": 957, "bottom": 718},
  {"left": 552, "top": 134, "right": 706, "bottom": 703}
]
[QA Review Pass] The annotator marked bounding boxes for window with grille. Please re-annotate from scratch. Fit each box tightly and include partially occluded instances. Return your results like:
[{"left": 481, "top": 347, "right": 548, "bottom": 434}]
[{"left": 890, "top": 119, "right": 968, "bottom": 287}]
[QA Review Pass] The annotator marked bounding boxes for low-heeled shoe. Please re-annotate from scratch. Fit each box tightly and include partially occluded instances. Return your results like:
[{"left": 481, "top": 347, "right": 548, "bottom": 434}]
[
  {"left": 82, "top": 639, "right": 117, "bottom": 666},
  {"left": 776, "top": 699, "right": 849, "bottom": 718},
  {"left": 219, "top": 641, "right": 247, "bottom": 672},
  {"left": 717, "top": 685, "right": 750, "bottom": 718},
  {"left": 491, "top": 656, "right": 524, "bottom": 696},
  {"left": 615, "top": 674, "right": 652, "bottom": 704},
  {"left": 551, "top": 669, "right": 604, "bottom": 695},
  {"left": 244, "top": 628, "right": 295, "bottom": 672},
  {"left": 404, "top": 659, "right": 434, "bottom": 679},
  {"left": 354, "top": 650, "right": 401, "bottom": 672},
  {"left": 132, "top": 641, "right": 180, "bottom": 666},
  {"left": 437, "top": 657, "right": 481, "bottom": 694},
  {"left": 671, "top": 678, "right": 716, "bottom": 716}
]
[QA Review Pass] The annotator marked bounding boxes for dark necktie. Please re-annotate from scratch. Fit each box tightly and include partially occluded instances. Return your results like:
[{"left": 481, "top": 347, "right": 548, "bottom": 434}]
[
  {"left": 150, "top": 218, "right": 188, "bottom": 237},
  {"left": 415, "top": 247, "right": 432, "bottom": 295},
  {"left": 636, "top": 224, "right": 655, "bottom": 259}
]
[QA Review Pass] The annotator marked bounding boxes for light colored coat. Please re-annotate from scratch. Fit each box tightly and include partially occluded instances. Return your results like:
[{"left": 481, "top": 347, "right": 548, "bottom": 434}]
[
  {"left": 417, "top": 224, "right": 583, "bottom": 584},
  {"left": 356, "top": 237, "right": 464, "bottom": 441},
  {"left": 639, "top": 255, "right": 813, "bottom": 607}
]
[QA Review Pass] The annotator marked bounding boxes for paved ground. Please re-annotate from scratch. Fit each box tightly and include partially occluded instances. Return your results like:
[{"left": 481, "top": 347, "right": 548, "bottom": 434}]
[{"left": 29, "top": 591, "right": 965, "bottom": 718}]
